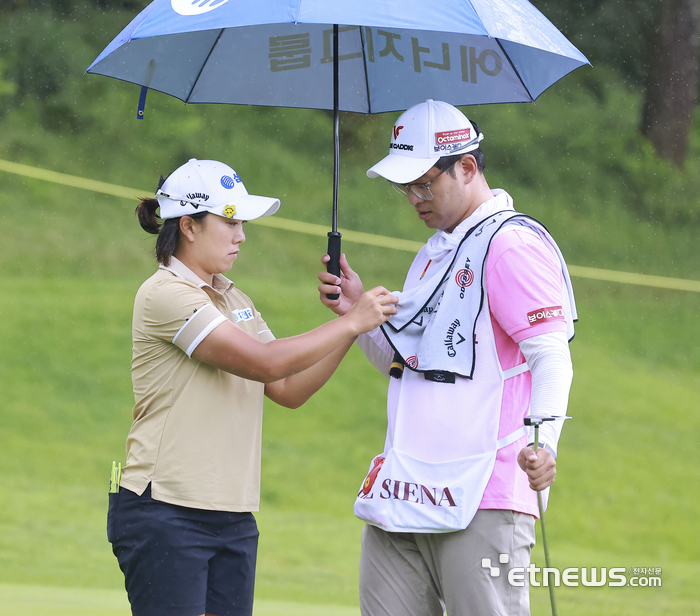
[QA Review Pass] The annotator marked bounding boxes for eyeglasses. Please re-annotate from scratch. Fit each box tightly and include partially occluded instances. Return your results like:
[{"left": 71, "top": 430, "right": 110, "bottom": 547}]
[{"left": 388, "top": 161, "right": 456, "bottom": 201}]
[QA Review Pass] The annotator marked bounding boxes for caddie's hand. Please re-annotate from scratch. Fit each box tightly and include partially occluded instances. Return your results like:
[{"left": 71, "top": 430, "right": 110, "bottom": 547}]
[
  {"left": 344, "top": 286, "right": 398, "bottom": 335},
  {"left": 517, "top": 446, "right": 556, "bottom": 491},
  {"left": 318, "top": 253, "right": 364, "bottom": 316}
]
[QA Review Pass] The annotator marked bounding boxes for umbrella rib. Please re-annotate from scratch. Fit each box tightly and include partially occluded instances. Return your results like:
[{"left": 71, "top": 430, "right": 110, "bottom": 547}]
[
  {"left": 359, "top": 26, "right": 373, "bottom": 115},
  {"left": 463, "top": 0, "right": 536, "bottom": 102},
  {"left": 495, "top": 39, "right": 536, "bottom": 104},
  {"left": 185, "top": 29, "right": 225, "bottom": 103}
]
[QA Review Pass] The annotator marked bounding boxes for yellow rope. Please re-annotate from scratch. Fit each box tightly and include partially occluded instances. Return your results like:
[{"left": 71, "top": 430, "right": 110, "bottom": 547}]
[{"left": 2, "top": 158, "right": 698, "bottom": 293}]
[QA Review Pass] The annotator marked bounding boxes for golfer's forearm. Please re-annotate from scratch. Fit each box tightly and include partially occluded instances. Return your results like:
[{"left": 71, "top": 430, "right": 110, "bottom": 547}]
[
  {"left": 265, "top": 338, "right": 355, "bottom": 408},
  {"left": 193, "top": 316, "right": 359, "bottom": 382},
  {"left": 257, "top": 317, "right": 361, "bottom": 381}
]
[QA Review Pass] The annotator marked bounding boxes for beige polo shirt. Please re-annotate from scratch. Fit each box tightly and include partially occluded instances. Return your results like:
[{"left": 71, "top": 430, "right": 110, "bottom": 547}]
[{"left": 120, "top": 257, "right": 275, "bottom": 512}]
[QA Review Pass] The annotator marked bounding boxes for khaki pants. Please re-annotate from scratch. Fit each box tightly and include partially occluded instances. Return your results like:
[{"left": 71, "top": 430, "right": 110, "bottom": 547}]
[{"left": 359, "top": 510, "right": 536, "bottom": 616}]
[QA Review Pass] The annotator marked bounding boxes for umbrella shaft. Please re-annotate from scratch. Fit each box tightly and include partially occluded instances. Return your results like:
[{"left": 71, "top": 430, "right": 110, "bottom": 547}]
[
  {"left": 325, "top": 24, "right": 342, "bottom": 301},
  {"left": 333, "top": 24, "right": 339, "bottom": 233}
]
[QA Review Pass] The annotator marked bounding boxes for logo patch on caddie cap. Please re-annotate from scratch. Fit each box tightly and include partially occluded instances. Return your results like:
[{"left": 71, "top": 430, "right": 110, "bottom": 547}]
[
  {"left": 527, "top": 306, "right": 565, "bottom": 326},
  {"left": 435, "top": 128, "right": 471, "bottom": 145}
]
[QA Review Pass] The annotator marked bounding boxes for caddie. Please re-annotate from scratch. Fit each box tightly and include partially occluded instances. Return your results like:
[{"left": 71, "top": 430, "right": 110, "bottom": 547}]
[{"left": 318, "top": 99, "right": 577, "bottom": 616}]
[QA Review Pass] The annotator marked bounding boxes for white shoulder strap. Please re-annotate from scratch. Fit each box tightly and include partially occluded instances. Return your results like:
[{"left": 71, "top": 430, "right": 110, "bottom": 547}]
[
  {"left": 502, "top": 361, "right": 530, "bottom": 380},
  {"left": 496, "top": 426, "right": 528, "bottom": 449}
]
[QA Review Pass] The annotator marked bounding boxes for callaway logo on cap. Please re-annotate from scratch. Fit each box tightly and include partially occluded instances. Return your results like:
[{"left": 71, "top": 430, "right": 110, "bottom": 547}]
[
  {"left": 367, "top": 100, "right": 484, "bottom": 184},
  {"left": 156, "top": 159, "right": 280, "bottom": 221}
]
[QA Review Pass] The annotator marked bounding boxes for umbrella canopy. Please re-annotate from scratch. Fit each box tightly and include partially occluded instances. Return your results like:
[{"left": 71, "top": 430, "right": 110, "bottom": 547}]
[
  {"left": 87, "top": 0, "right": 589, "bottom": 113},
  {"left": 86, "top": 0, "right": 589, "bottom": 291}
]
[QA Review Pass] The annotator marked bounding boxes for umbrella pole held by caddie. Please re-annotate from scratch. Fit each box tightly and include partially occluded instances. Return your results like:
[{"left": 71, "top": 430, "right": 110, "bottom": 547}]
[
  {"left": 524, "top": 414, "right": 571, "bottom": 616},
  {"left": 326, "top": 24, "right": 342, "bottom": 300}
]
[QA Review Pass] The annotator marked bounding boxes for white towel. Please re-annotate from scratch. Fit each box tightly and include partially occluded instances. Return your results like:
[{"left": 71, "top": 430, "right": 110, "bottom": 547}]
[
  {"left": 424, "top": 189, "right": 514, "bottom": 260},
  {"left": 382, "top": 212, "right": 577, "bottom": 378}
]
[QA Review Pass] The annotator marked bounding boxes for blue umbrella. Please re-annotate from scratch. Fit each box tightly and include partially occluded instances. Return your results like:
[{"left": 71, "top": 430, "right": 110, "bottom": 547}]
[{"left": 86, "top": 0, "right": 589, "bottom": 286}]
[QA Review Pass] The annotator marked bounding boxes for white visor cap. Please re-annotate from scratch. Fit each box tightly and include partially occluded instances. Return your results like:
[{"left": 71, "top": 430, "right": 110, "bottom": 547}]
[
  {"left": 156, "top": 159, "right": 280, "bottom": 221},
  {"left": 367, "top": 99, "right": 484, "bottom": 184}
]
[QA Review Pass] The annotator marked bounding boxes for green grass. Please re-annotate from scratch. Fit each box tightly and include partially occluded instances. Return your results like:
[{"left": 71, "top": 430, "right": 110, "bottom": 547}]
[
  {"left": 0, "top": 168, "right": 699, "bottom": 615},
  {"left": 0, "top": 220, "right": 698, "bottom": 613},
  {"left": 0, "top": 584, "right": 362, "bottom": 616},
  {"left": 1, "top": 6, "right": 700, "bottom": 609}
]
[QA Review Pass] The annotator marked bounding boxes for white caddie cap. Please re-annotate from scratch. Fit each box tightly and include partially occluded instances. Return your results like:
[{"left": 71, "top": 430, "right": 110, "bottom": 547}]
[
  {"left": 155, "top": 159, "right": 280, "bottom": 221},
  {"left": 367, "top": 99, "right": 484, "bottom": 184}
]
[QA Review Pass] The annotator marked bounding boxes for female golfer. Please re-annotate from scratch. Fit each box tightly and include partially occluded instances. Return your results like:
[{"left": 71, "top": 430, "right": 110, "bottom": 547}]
[{"left": 107, "top": 159, "right": 397, "bottom": 616}]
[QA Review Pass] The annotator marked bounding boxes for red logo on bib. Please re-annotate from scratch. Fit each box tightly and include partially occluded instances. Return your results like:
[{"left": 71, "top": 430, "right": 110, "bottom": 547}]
[
  {"left": 455, "top": 268, "right": 474, "bottom": 288},
  {"left": 527, "top": 306, "right": 565, "bottom": 326},
  {"left": 361, "top": 456, "right": 385, "bottom": 495}
]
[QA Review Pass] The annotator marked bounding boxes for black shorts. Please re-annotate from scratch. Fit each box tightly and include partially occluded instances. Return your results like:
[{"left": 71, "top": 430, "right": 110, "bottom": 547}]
[{"left": 107, "top": 484, "right": 259, "bottom": 616}]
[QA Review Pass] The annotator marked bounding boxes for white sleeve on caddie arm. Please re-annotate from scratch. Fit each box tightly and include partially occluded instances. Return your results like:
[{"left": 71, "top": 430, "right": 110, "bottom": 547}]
[
  {"left": 519, "top": 331, "right": 573, "bottom": 457},
  {"left": 356, "top": 328, "right": 394, "bottom": 378}
]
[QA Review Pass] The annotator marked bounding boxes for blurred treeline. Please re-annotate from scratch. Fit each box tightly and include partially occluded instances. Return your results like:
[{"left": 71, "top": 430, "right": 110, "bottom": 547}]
[{"left": 0, "top": 0, "right": 698, "bottom": 279}]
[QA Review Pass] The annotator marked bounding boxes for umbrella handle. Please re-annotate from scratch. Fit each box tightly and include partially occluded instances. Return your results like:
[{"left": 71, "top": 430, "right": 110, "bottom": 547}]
[
  {"left": 326, "top": 25, "right": 342, "bottom": 302},
  {"left": 326, "top": 231, "right": 342, "bottom": 300}
]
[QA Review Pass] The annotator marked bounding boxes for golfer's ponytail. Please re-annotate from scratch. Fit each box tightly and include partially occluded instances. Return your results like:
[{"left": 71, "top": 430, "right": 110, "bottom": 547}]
[
  {"left": 135, "top": 198, "right": 207, "bottom": 266},
  {"left": 135, "top": 197, "right": 175, "bottom": 265},
  {"left": 136, "top": 197, "right": 161, "bottom": 234}
]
